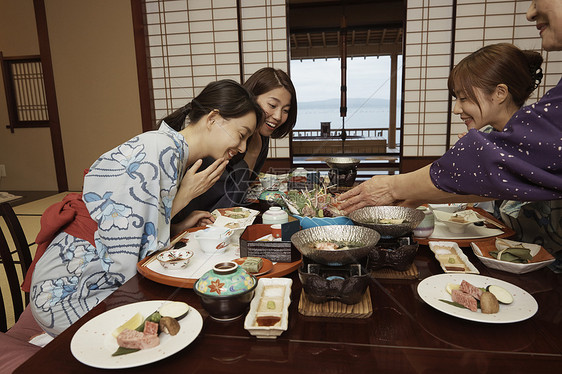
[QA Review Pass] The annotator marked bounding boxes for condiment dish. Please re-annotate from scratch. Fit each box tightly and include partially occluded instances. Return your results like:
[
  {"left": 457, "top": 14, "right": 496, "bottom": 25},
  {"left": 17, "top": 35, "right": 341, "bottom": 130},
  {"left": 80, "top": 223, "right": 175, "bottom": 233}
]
[{"left": 156, "top": 249, "right": 194, "bottom": 270}]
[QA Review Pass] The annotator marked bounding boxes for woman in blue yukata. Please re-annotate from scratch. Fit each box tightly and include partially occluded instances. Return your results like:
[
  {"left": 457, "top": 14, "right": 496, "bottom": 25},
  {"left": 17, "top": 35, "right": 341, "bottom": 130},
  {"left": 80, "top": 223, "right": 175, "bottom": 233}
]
[
  {"left": 28, "top": 79, "right": 263, "bottom": 336},
  {"left": 339, "top": 1, "right": 562, "bottom": 253}
]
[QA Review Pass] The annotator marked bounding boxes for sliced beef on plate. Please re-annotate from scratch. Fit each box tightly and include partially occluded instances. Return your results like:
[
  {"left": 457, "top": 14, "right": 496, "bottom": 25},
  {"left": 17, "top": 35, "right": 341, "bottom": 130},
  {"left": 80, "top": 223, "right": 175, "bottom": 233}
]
[
  {"left": 143, "top": 321, "right": 159, "bottom": 335},
  {"left": 451, "top": 289, "right": 478, "bottom": 312},
  {"left": 460, "top": 280, "right": 482, "bottom": 300},
  {"left": 116, "top": 328, "right": 160, "bottom": 350}
]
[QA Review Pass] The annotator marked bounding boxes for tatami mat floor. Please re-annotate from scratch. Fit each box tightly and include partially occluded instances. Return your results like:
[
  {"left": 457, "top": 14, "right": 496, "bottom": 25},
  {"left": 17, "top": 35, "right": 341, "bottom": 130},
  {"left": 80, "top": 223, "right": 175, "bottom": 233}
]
[{"left": 1, "top": 192, "right": 75, "bottom": 329}]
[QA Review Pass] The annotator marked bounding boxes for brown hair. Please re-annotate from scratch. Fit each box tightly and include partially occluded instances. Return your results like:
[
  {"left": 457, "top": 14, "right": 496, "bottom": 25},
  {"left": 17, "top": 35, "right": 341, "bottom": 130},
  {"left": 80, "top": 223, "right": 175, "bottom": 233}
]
[
  {"left": 448, "top": 43, "right": 543, "bottom": 111},
  {"left": 243, "top": 67, "right": 298, "bottom": 139}
]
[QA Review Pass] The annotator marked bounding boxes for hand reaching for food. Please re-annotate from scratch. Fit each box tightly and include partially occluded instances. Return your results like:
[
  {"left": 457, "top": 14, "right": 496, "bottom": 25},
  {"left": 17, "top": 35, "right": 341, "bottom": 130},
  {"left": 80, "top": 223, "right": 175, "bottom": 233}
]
[{"left": 337, "top": 175, "right": 398, "bottom": 213}]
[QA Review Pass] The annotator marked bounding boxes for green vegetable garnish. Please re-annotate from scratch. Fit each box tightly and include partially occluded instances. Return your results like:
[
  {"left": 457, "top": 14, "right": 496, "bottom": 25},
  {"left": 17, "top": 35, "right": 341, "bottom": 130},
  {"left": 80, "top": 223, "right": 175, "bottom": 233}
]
[{"left": 439, "top": 299, "right": 468, "bottom": 309}]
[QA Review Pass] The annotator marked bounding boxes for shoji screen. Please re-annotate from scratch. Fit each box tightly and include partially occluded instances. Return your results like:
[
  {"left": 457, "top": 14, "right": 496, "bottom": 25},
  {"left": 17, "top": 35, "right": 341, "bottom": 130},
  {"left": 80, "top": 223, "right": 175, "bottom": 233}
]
[
  {"left": 404, "top": 0, "right": 453, "bottom": 157},
  {"left": 143, "top": 0, "right": 289, "bottom": 158},
  {"left": 240, "top": 1, "right": 290, "bottom": 158},
  {"left": 403, "top": 0, "right": 562, "bottom": 157}
]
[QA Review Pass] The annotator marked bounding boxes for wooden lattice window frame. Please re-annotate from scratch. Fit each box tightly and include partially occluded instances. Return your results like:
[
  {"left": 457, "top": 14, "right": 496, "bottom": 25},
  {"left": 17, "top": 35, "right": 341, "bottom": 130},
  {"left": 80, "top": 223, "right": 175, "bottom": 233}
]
[{"left": 1, "top": 53, "right": 49, "bottom": 132}]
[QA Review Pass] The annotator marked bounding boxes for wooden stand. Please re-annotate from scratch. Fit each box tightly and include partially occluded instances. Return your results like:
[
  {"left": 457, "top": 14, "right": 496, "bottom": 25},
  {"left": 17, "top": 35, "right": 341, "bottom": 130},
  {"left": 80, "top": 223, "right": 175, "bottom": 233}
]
[{"left": 298, "top": 289, "right": 372, "bottom": 318}]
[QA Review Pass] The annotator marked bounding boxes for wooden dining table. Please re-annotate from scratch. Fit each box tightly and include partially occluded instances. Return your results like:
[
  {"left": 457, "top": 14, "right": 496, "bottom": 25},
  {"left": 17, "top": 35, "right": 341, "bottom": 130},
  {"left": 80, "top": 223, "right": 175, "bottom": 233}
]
[{"left": 14, "top": 238, "right": 562, "bottom": 373}]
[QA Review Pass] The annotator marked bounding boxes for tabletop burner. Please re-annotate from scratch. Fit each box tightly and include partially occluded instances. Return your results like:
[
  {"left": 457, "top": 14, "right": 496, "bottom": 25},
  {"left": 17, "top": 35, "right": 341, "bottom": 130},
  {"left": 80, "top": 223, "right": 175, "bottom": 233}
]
[
  {"left": 298, "top": 257, "right": 370, "bottom": 304},
  {"left": 367, "top": 234, "right": 419, "bottom": 272}
]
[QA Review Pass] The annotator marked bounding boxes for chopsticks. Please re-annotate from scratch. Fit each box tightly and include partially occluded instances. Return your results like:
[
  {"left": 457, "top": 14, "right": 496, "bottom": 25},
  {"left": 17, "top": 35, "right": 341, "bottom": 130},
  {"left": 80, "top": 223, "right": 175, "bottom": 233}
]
[
  {"left": 140, "top": 230, "right": 190, "bottom": 268},
  {"left": 474, "top": 212, "right": 506, "bottom": 229}
]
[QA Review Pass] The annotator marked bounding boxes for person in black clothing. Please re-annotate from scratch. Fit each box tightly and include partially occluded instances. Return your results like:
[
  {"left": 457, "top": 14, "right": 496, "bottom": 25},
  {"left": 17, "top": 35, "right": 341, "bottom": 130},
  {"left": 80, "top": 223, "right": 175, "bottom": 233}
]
[{"left": 171, "top": 67, "right": 297, "bottom": 235}]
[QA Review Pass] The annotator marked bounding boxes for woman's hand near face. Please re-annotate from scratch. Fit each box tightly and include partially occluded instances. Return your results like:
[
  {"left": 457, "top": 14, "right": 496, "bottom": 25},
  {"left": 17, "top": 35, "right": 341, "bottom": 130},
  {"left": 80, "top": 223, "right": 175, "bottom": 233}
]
[
  {"left": 243, "top": 133, "right": 262, "bottom": 170},
  {"left": 171, "top": 158, "right": 228, "bottom": 217}
]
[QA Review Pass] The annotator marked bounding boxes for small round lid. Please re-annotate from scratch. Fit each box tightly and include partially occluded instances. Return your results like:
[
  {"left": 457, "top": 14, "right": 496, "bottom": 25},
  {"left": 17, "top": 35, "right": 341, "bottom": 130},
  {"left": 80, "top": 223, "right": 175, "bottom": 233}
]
[
  {"left": 194, "top": 261, "right": 255, "bottom": 296},
  {"left": 262, "top": 206, "right": 289, "bottom": 224},
  {"left": 264, "top": 206, "right": 286, "bottom": 216}
]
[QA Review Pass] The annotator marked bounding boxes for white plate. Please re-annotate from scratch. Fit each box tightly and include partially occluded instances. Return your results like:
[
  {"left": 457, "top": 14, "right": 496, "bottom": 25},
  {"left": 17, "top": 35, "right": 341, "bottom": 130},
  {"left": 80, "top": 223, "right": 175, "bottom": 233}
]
[
  {"left": 417, "top": 273, "right": 538, "bottom": 323},
  {"left": 70, "top": 300, "right": 203, "bottom": 369},
  {"left": 428, "top": 203, "right": 467, "bottom": 213},
  {"left": 428, "top": 221, "right": 504, "bottom": 239}
]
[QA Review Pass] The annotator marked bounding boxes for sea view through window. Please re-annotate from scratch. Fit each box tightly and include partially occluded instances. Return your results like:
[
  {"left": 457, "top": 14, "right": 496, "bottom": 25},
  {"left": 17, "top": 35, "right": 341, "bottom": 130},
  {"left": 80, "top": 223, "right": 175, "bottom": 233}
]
[{"left": 290, "top": 55, "right": 402, "bottom": 143}]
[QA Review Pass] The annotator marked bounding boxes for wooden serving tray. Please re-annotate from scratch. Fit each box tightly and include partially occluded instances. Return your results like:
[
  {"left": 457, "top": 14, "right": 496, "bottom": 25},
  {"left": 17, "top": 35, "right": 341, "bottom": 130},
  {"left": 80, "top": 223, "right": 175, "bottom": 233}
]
[{"left": 137, "top": 227, "right": 301, "bottom": 288}]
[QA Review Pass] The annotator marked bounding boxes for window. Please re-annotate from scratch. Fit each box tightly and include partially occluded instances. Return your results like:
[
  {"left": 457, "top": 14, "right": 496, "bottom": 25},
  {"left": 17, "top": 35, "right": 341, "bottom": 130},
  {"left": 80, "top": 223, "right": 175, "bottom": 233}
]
[{"left": 1, "top": 54, "right": 49, "bottom": 132}]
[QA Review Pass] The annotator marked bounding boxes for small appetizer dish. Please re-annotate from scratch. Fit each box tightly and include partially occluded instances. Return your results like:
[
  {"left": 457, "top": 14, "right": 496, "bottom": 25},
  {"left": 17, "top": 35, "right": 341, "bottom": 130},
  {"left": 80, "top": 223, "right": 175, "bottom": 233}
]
[
  {"left": 429, "top": 241, "right": 479, "bottom": 274},
  {"left": 156, "top": 249, "right": 194, "bottom": 270},
  {"left": 432, "top": 210, "right": 482, "bottom": 234},
  {"left": 470, "top": 238, "right": 555, "bottom": 274},
  {"left": 193, "top": 226, "right": 234, "bottom": 254},
  {"left": 244, "top": 277, "right": 292, "bottom": 339},
  {"left": 349, "top": 206, "right": 425, "bottom": 238},
  {"left": 194, "top": 261, "right": 257, "bottom": 321}
]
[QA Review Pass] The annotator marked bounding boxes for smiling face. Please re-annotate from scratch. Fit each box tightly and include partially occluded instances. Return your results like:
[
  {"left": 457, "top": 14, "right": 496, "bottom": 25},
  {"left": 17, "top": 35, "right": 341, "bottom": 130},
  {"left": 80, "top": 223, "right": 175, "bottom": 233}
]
[
  {"left": 255, "top": 87, "right": 292, "bottom": 137},
  {"left": 526, "top": 0, "right": 562, "bottom": 51},
  {"left": 210, "top": 112, "right": 257, "bottom": 160},
  {"left": 453, "top": 87, "right": 496, "bottom": 131}
]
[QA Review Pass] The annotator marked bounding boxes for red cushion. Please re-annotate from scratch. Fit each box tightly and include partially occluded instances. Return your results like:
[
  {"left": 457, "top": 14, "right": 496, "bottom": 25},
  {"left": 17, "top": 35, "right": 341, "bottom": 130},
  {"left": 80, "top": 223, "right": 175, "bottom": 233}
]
[
  {"left": 5, "top": 306, "right": 45, "bottom": 342},
  {"left": 0, "top": 331, "right": 41, "bottom": 373}
]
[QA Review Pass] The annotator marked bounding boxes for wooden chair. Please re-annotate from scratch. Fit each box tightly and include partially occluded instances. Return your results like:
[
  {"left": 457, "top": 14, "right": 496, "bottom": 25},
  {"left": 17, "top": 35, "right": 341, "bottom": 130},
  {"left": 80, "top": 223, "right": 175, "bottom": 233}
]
[{"left": 0, "top": 202, "right": 33, "bottom": 332}]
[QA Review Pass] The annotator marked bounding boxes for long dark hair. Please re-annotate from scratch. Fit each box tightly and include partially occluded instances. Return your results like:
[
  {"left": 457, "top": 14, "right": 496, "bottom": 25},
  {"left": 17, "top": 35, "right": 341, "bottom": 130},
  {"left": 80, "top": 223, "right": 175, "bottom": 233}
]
[
  {"left": 159, "top": 79, "right": 263, "bottom": 131},
  {"left": 243, "top": 68, "right": 297, "bottom": 139},
  {"left": 448, "top": 43, "right": 543, "bottom": 110}
]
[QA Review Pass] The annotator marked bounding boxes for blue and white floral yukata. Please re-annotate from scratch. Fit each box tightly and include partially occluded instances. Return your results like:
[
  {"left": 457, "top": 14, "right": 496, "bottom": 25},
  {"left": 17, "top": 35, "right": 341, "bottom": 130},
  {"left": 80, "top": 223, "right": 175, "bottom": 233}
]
[{"left": 30, "top": 122, "right": 189, "bottom": 336}]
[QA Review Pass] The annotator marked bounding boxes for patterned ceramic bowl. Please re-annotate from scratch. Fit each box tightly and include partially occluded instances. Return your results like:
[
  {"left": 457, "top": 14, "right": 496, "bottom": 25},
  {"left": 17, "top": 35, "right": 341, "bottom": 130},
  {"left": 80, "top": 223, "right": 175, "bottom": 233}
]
[
  {"left": 194, "top": 226, "right": 233, "bottom": 254},
  {"left": 194, "top": 262, "right": 257, "bottom": 320},
  {"left": 156, "top": 249, "right": 194, "bottom": 270}
]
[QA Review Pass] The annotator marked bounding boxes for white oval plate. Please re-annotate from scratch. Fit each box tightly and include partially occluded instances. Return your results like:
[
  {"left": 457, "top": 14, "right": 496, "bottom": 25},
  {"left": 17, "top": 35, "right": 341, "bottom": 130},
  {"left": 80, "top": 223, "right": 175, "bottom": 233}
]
[
  {"left": 417, "top": 274, "right": 538, "bottom": 323},
  {"left": 70, "top": 300, "right": 203, "bottom": 369}
]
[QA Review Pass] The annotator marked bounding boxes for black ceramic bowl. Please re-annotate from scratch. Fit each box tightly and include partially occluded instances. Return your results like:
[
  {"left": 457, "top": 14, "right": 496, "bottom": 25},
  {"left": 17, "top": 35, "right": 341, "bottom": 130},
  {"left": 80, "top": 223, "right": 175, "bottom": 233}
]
[
  {"left": 368, "top": 237, "right": 419, "bottom": 271},
  {"left": 298, "top": 261, "right": 370, "bottom": 304},
  {"left": 194, "top": 283, "right": 257, "bottom": 321}
]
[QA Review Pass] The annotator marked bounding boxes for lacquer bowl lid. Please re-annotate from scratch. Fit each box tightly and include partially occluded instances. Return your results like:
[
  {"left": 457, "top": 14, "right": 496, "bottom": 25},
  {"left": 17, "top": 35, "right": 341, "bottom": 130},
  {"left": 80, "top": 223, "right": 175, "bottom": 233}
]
[{"left": 194, "top": 261, "right": 256, "bottom": 297}]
